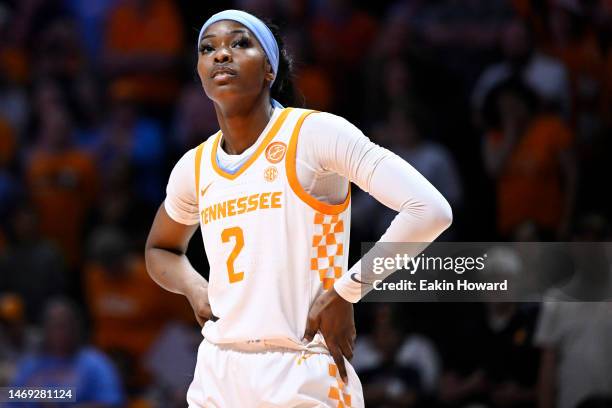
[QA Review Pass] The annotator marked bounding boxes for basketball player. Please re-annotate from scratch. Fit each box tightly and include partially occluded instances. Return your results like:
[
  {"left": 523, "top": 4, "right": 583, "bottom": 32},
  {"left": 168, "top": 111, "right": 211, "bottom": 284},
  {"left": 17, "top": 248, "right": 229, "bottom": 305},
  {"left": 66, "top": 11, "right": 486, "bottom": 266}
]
[{"left": 145, "top": 10, "right": 452, "bottom": 407}]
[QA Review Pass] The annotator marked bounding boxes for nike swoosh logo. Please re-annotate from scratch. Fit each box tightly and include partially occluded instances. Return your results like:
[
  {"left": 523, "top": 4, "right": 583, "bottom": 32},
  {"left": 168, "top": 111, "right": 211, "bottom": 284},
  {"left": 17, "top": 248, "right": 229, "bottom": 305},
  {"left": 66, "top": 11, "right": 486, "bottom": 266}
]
[
  {"left": 350, "top": 273, "right": 373, "bottom": 286},
  {"left": 200, "top": 182, "right": 213, "bottom": 198}
]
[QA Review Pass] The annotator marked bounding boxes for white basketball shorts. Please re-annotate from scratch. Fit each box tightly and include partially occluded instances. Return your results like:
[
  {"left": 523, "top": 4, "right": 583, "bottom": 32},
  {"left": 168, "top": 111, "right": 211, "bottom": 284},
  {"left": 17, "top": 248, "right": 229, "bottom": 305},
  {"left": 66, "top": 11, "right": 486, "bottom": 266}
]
[{"left": 186, "top": 338, "right": 364, "bottom": 407}]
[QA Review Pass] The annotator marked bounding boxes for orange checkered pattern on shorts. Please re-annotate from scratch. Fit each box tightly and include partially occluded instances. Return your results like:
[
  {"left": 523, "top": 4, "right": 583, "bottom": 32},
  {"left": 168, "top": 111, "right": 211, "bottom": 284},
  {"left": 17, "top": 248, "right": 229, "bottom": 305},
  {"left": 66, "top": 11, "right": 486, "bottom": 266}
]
[
  {"left": 327, "top": 363, "right": 352, "bottom": 408},
  {"left": 310, "top": 212, "right": 345, "bottom": 290}
]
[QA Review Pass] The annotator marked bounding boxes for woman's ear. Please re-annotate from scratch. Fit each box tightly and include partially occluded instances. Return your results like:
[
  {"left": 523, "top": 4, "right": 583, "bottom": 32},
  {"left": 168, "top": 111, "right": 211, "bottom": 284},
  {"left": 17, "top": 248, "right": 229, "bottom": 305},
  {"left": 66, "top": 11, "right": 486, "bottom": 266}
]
[{"left": 265, "top": 59, "right": 275, "bottom": 85}]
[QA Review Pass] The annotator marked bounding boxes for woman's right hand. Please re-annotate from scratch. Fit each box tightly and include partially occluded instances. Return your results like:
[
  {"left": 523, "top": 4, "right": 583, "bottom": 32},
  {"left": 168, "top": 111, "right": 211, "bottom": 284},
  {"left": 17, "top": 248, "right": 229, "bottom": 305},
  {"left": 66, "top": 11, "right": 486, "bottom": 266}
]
[{"left": 185, "top": 283, "right": 214, "bottom": 327}]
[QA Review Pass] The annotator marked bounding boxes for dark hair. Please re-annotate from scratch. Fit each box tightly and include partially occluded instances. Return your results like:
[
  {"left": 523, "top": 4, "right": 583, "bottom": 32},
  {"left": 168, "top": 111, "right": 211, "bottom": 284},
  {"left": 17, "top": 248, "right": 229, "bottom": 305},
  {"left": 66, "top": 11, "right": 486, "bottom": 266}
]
[{"left": 261, "top": 19, "right": 301, "bottom": 108}]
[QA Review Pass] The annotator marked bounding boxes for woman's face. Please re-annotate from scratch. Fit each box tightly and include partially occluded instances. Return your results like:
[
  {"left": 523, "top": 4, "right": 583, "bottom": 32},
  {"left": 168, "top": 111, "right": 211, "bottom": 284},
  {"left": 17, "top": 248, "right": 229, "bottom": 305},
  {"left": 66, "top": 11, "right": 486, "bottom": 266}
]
[
  {"left": 197, "top": 20, "right": 274, "bottom": 105},
  {"left": 498, "top": 91, "right": 530, "bottom": 127}
]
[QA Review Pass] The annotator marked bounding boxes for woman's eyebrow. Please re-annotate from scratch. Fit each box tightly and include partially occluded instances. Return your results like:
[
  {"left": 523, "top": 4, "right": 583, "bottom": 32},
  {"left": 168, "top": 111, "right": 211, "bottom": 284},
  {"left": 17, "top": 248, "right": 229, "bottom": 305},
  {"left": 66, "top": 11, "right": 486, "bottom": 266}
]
[{"left": 201, "top": 29, "right": 248, "bottom": 41}]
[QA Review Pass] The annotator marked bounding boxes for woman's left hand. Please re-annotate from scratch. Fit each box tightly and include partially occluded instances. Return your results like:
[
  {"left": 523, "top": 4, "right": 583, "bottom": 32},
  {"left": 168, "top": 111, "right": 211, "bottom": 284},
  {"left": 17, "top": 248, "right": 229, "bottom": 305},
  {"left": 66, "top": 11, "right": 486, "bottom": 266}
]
[{"left": 304, "top": 288, "right": 356, "bottom": 383}]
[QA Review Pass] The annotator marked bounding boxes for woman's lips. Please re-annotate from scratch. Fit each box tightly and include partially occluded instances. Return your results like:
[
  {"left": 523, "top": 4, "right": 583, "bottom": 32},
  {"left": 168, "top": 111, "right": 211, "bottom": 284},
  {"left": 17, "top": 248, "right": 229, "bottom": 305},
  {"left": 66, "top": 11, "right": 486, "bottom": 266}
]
[
  {"left": 212, "top": 72, "right": 236, "bottom": 82},
  {"left": 211, "top": 67, "right": 237, "bottom": 81}
]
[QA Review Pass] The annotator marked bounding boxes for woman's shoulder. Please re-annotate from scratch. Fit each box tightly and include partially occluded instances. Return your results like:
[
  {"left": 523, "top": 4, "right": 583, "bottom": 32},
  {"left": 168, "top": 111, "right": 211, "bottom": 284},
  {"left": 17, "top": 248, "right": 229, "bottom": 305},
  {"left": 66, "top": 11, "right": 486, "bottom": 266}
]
[
  {"left": 291, "top": 107, "right": 345, "bottom": 122},
  {"left": 291, "top": 108, "right": 360, "bottom": 136}
]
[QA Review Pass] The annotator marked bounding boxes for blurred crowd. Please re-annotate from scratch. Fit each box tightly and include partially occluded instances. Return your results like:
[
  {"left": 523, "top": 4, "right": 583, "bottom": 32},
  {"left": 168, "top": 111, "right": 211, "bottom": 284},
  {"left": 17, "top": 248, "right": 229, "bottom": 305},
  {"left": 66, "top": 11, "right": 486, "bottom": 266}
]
[{"left": 0, "top": 0, "right": 610, "bottom": 407}]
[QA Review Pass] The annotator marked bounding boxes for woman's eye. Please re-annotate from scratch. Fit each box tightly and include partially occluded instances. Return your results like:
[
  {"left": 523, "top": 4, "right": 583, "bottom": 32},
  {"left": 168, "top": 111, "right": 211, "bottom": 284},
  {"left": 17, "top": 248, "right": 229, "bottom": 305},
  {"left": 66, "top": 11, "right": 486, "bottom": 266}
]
[
  {"left": 199, "top": 44, "right": 213, "bottom": 54},
  {"left": 232, "top": 38, "right": 250, "bottom": 48}
]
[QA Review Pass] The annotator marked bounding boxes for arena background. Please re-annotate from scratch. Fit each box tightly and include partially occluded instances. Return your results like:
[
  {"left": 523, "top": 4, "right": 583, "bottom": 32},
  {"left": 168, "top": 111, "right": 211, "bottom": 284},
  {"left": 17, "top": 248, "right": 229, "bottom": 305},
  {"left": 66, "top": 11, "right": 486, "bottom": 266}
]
[{"left": 0, "top": 0, "right": 611, "bottom": 406}]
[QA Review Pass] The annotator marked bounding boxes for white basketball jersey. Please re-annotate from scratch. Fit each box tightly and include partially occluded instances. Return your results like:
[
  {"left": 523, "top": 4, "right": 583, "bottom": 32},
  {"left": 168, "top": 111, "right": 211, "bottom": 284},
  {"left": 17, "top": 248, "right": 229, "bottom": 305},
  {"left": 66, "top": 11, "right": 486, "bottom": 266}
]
[{"left": 193, "top": 108, "right": 351, "bottom": 347}]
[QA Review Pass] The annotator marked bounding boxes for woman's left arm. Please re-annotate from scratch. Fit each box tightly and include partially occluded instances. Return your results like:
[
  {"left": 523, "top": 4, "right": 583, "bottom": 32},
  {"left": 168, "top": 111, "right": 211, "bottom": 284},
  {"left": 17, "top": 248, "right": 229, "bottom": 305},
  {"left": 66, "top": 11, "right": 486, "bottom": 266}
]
[
  {"left": 302, "top": 112, "right": 452, "bottom": 380},
  {"left": 301, "top": 112, "right": 453, "bottom": 302},
  {"left": 334, "top": 150, "right": 453, "bottom": 300}
]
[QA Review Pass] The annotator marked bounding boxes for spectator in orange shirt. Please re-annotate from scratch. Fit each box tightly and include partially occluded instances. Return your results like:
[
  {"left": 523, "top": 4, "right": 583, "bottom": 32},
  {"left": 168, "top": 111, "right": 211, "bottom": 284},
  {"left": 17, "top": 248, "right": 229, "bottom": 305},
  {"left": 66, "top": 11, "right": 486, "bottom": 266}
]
[
  {"left": 25, "top": 98, "right": 98, "bottom": 266},
  {"left": 103, "top": 0, "right": 184, "bottom": 108},
  {"left": 84, "top": 227, "right": 192, "bottom": 383},
  {"left": 482, "top": 78, "right": 577, "bottom": 239}
]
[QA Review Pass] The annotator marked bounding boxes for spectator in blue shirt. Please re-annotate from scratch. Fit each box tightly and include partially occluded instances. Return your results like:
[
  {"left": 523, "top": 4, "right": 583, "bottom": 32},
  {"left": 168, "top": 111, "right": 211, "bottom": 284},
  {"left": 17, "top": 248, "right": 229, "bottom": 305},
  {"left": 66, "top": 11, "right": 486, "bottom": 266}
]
[{"left": 9, "top": 298, "right": 124, "bottom": 408}]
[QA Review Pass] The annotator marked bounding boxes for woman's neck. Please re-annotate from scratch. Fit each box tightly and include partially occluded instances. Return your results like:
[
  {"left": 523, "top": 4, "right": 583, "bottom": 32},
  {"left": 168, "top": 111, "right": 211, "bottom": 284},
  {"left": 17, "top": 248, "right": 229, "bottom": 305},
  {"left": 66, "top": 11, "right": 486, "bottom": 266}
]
[{"left": 214, "top": 95, "right": 274, "bottom": 155}]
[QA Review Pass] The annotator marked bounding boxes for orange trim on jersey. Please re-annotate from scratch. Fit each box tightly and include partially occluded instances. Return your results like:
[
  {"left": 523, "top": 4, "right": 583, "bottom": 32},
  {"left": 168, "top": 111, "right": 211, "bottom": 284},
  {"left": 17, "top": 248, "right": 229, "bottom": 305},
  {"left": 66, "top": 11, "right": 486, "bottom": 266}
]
[
  {"left": 211, "top": 108, "right": 293, "bottom": 180},
  {"left": 194, "top": 142, "right": 205, "bottom": 206},
  {"left": 286, "top": 111, "right": 351, "bottom": 215}
]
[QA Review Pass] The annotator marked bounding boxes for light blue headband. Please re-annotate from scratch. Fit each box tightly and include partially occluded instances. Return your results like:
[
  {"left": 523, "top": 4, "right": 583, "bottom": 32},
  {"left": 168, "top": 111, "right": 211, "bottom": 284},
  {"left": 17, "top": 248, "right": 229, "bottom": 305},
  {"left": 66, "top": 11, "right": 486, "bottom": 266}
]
[{"left": 198, "top": 9, "right": 279, "bottom": 88}]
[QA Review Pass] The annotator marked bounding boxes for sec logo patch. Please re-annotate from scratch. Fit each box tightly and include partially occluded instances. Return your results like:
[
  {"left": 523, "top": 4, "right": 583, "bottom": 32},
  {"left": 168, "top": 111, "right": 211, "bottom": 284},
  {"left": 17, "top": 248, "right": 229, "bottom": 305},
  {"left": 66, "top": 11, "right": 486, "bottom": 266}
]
[
  {"left": 265, "top": 142, "right": 287, "bottom": 164},
  {"left": 264, "top": 166, "right": 278, "bottom": 182}
]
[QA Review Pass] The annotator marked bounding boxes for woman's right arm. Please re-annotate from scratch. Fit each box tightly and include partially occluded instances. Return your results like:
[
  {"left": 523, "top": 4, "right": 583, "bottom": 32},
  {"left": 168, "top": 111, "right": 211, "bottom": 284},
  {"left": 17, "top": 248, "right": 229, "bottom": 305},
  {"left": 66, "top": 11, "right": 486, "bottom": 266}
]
[
  {"left": 145, "top": 202, "right": 203, "bottom": 295},
  {"left": 145, "top": 146, "right": 212, "bottom": 326},
  {"left": 145, "top": 203, "right": 212, "bottom": 326}
]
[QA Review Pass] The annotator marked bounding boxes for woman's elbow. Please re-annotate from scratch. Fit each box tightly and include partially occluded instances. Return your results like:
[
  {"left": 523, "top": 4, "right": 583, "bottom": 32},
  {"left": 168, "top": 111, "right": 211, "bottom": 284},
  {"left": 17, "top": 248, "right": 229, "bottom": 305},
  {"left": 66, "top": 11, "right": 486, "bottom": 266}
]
[
  {"left": 430, "top": 196, "right": 453, "bottom": 234},
  {"left": 144, "top": 233, "right": 156, "bottom": 263},
  {"left": 143, "top": 245, "right": 156, "bottom": 277}
]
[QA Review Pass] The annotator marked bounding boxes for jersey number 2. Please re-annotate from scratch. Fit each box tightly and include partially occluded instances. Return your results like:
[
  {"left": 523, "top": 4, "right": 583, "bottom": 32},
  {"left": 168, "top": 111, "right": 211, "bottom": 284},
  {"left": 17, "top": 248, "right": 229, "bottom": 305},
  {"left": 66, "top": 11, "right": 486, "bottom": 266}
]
[{"left": 221, "top": 227, "right": 244, "bottom": 283}]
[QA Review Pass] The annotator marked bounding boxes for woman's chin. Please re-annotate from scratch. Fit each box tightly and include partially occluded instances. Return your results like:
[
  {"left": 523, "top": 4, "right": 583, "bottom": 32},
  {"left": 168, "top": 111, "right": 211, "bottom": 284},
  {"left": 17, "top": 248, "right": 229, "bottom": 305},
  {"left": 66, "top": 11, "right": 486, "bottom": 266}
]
[{"left": 207, "top": 88, "right": 253, "bottom": 106}]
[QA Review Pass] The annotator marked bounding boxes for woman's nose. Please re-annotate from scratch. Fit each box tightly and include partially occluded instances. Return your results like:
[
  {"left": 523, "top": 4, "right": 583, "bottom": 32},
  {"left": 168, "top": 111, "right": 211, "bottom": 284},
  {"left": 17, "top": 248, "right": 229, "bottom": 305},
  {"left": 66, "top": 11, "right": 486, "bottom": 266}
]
[{"left": 214, "top": 47, "right": 232, "bottom": 63}]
